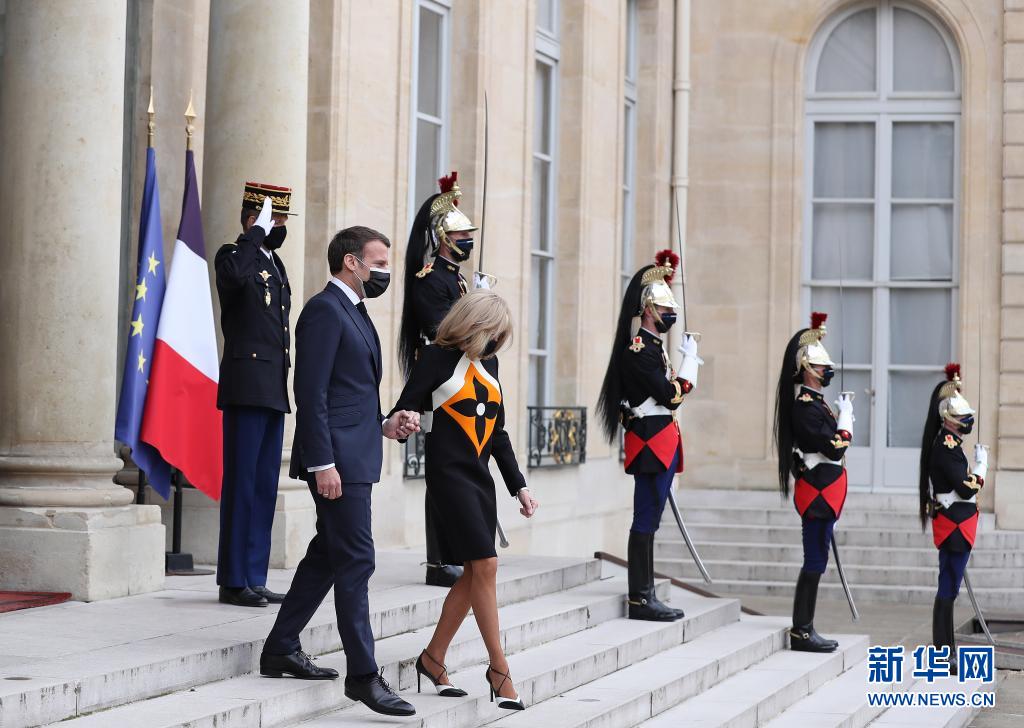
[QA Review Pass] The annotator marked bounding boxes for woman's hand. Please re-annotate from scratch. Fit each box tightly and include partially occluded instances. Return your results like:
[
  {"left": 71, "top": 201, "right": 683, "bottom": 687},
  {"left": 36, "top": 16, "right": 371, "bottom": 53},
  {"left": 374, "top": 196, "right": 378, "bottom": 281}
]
[{"left": 517, "top": 487, "right": 538, "bottom": 518}]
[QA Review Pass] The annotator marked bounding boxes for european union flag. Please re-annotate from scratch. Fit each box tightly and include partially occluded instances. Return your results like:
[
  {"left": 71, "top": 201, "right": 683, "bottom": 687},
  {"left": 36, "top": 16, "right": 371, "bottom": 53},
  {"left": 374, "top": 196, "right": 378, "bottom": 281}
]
[{"left": 115, "top": 146, "right": 172, "bottom": 498}]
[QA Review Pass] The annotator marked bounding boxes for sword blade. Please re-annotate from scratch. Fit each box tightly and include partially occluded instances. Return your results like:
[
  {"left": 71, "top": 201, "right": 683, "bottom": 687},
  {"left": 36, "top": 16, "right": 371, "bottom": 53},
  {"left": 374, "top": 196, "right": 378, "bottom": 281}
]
[
  {"left": 672, "top": 188, "right": 688, "bottom": 331},
  {"left": 963, "top": 568, "right": 994, "bottom": 644},
  {"left": 496, "top": 515, "right": 509, "bottom": 549},
  {"left": 477, "top": 91, "right": 489, "bottom": 276},
  {"left": 667, "top": 490, "right": 712, "bottom": 583},
  {"left": 830, "top": 533, "right": 859, "bottom": 621}
]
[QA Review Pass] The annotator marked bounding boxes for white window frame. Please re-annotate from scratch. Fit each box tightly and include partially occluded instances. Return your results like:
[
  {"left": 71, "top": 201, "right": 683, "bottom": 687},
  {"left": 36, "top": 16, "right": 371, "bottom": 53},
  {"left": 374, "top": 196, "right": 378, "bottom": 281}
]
[
  {"left": 621, "top": 0, "right": 639, "bottom": 293},
  {"left": 408, "top": 0, "right": 452, "bottom": 218},
  {"left": 802, "top": 0, "right": 961, "bottom": 491},
  {"left": 530, "top": 3, "right": 560, "bottom": 407}
]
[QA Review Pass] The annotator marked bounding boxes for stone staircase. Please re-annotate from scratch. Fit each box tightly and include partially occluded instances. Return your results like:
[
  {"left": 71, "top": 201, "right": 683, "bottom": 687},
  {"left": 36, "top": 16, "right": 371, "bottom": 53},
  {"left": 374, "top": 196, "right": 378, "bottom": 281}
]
[
  {"left": 657, "top": 489, "right": 1024, "bottom": 610},
  {"left": 0, "top": 551, "right": 992, "bottom": 728}
]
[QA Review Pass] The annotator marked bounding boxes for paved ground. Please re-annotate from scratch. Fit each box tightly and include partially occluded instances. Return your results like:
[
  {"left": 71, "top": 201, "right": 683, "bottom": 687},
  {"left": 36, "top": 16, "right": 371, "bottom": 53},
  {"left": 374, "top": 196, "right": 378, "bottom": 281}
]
[{"left": 730, "top": 591, "right": 1023, "bottom": 727}]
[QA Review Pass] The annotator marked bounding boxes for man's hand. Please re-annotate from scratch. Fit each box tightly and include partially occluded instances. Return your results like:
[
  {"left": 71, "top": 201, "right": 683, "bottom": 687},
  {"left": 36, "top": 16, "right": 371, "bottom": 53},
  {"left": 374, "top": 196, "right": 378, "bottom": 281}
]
[
  {"left": 383, "top": 410, "right": 421, "bottom": 440},
  {"left": 315, "top": 467, "right": 342, "bottom": 500},
  {"left": 254, "top": 195, "right": 274, "bottom": 235},
  {"left": 517, "top": 487, "right": 538, "bottom": 518}
]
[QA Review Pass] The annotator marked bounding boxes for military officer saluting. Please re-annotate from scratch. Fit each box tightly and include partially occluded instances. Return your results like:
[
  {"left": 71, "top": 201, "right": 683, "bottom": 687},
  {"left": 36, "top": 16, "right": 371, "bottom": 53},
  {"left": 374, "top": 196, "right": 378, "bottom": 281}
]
[
  {"left": 597, "top": 250, "right": 702, "bottom": 622},
  {"left": 398, "top": 171, "right": 480, "bottom": 588},
  {"left": 214, "top": 183, "right": 294, "bottom": 607}
]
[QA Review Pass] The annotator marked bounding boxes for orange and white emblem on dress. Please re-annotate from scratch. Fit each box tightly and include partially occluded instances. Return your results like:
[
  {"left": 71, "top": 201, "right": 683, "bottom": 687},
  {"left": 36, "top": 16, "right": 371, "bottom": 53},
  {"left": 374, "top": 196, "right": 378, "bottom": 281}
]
[{"left": 440, "top": 362, "right": 501, "bottom": 456}]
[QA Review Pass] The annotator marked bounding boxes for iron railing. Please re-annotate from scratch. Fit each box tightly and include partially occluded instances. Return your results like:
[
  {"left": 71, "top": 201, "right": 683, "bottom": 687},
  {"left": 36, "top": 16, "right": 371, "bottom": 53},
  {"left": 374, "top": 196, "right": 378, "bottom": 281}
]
[{"left": 527, "top": 406, "right": 587, "bottom": 468}]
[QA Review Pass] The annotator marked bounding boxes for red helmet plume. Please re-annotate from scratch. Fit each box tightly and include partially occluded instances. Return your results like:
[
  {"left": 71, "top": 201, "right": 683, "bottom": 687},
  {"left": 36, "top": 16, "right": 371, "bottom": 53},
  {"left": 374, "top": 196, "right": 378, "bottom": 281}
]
[
  {"left": 654, "top": 249, "right": 680, "bottom": 283},
  {"left": 437, "top": 171, "right": 460, "bottom": 205},
  {"left": 810, "top": 312, "right": 828, "bottom": 330},
  {"left": 945, "top": 362, "right": 961, "bottom": 382}
]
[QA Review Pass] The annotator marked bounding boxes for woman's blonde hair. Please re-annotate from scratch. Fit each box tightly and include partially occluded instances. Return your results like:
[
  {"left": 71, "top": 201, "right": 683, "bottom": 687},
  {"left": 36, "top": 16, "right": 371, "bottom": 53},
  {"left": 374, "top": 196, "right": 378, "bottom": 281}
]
[{"left": 434, "top": 290, "right": 513, "bottom": 360}]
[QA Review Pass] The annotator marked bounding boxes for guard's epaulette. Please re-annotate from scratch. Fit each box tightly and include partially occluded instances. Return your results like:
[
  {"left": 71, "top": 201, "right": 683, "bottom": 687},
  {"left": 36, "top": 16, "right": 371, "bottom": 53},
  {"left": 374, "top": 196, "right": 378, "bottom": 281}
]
[
  {"left": 415, "top": 263, "right": 433, "bottom": 278},
  {"left": 628, "top": 335, "right": 645, "bottom": 353},
  {"left": 797, "top": 392, "right": 814, "bottom": 403}
]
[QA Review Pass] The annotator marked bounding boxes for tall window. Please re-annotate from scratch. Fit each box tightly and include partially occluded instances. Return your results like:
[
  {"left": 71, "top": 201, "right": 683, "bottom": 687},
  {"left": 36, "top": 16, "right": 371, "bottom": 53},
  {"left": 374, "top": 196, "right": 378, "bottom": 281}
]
[
  {"left": 621, "top": 0, "right": 638, "bottom": 292},
  {"left": 410, "top": 0, "right": 451, "bottom": 214},
  {"left": 529, "top": 2, "right": 560, "bottom": 407},
  {"left": 804, "top": 1, "right": 960, "bottom": 489}
]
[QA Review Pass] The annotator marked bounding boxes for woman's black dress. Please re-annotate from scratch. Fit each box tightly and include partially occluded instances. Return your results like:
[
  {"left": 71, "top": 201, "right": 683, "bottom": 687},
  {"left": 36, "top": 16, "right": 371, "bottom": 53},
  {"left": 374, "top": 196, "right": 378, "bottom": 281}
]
[{"left": 391, "top": 345, "right": 526, "bottom": 562}]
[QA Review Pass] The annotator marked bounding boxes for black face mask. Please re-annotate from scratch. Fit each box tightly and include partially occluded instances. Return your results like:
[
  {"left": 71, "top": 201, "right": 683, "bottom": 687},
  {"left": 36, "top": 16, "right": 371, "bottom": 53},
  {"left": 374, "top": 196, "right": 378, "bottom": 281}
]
[
  {"left": 957, "top": 415, "right": 975, "bottom": 435},
  {"left": 353, "top": 256, "right": 391, "bottom": 299},
  {"left": 819, "top": 366, "right": 836, "bottom": 388},
  {"left": 449, "top": 238, "right": 474, "bottom": 262},
  {"left": 264, "top": 226, "right": 287, "bottom": 250},
  {"left": 482, "top": 339, "right": 499, "bottom": 357},
  {"left": 654, "top": 312, "right": 677, "bottom": 333}
]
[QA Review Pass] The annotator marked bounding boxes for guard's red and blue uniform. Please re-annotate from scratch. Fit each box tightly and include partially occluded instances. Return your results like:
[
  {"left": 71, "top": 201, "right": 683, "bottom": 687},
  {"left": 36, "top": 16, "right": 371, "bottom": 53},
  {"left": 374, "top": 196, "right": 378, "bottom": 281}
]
[{"left": 928, "top": 430, "right": 980, "bottom": 599}]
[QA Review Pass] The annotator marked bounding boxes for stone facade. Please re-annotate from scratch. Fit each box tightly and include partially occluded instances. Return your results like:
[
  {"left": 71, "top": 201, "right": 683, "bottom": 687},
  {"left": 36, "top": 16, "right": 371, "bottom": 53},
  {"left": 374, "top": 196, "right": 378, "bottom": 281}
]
[{"left": 0, "top": 0, "right": 1018, "bottom": 600}]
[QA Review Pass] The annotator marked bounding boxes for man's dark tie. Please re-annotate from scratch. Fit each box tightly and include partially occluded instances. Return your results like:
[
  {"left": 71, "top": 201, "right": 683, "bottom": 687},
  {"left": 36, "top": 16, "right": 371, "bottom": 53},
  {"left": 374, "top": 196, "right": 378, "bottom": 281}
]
[{"left": 356, "top": 301, "right": 381, "bottom": 363}]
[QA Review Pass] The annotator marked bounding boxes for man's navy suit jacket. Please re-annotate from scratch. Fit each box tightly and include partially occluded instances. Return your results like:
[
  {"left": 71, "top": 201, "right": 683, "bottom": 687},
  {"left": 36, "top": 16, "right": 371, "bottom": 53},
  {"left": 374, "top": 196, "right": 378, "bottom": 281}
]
[{"left": 290, "top": 282, "right": 384, "bottom": 483}]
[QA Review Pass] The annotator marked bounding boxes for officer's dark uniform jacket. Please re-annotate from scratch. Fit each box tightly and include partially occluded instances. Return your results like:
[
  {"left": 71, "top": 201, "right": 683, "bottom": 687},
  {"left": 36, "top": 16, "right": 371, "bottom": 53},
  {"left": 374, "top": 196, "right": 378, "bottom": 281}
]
[
  {"left": 214, "top": 225, "right": 291, "bottom": 413},
  {"left": 928, "top": 431, "right": 980, "bottom": 553},
  {"left": 411, "top": 257, "right": 467, "bottom": 342},
  {"left": 620, "top": 328, "right": 689, "bottom": 475},
  {"left": 791, "top": 386, "right": 850, "bottom": 520}
]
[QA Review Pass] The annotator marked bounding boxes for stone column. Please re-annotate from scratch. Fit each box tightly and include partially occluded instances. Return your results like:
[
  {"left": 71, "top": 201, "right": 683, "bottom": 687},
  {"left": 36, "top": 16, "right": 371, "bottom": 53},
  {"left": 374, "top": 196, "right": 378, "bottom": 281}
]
[
  {"left": 170, "top": 0, "right": 313, "bottom": 567},
  {"left": 0, "top": 0, "right": 164, "bottom": 600}
]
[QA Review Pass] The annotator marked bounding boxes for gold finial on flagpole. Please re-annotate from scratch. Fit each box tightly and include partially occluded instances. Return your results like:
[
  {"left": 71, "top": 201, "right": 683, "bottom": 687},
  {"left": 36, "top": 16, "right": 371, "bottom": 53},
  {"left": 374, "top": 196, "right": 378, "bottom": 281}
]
[
  {"left": 147, "top": 85, "right": 156, "bottom": 147},
  {"left": 184, "top": 89, "right": 196, "bottom": 150}
]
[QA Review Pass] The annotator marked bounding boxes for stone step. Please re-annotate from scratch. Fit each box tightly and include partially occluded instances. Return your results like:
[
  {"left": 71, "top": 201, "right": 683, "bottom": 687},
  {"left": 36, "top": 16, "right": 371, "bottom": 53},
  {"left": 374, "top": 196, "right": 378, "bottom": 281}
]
[
  {"left": 59, "top": 580, "right": 737, "bottom": 728},
  {"left": 301, "top": 605, "right": 784, "bottom": 728},
  {"left": 0, "top": 553, "right": 600, "bottom": 728},
  {"left": 676, "top": 489, "right": 920, "bottom": 512},
  {"left": 677, "top": 578, "right": 1024, "bottom": 610},
  {"left": 668, "top": 506, "right": 918, "bottom": 530},
  {"left": 655, "top": 540, "right": 1024, "bottom": 569},
  {"left": 657, "top": 558, "right": 1024, "bottom": 589},
  {"left": 667, "top": 524, "right": 1024, "bottom": 550},
  {"left": 638, "top": 634, "right": 868, "bottom": 727}
]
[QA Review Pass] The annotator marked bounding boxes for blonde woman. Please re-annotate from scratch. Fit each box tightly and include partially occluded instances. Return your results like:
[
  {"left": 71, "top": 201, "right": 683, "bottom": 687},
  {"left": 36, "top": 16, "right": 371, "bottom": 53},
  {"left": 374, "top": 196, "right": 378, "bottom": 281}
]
[{"left": 389, "top": 290, "right": 538, "bottom": 710}]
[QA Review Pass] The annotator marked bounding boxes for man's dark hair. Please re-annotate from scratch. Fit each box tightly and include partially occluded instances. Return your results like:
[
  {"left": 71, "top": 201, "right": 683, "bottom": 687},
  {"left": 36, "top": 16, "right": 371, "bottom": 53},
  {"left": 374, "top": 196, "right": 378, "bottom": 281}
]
[
  {"left": 240, "top": 206, "right": 258, "bottom": 230},
  {"left": 328, "top": 226, "right": 392, "bottom": 274}
]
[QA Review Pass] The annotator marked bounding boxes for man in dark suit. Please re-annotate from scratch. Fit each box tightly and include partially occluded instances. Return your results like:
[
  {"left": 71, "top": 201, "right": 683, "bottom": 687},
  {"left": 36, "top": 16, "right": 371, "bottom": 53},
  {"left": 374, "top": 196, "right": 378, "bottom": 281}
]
[
  {"left": 214, "top": 184, "right": 294, "bottom": 608},
  {"left": 260, "top": 226, "right": 419, "bottom": 717}
]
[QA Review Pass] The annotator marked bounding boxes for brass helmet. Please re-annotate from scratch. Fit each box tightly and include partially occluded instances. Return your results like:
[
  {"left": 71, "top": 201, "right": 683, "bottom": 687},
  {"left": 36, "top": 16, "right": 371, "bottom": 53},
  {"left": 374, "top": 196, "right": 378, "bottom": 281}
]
[
  {"left": 639, "top": 249, "right": 680, "bottom": 317},
  {"left": 938, "top": 363, "right": 975, "bottom": 419},
  {"left": 430, "top": 171, "right": 477, "bottom": 258},
  {"left": 796, "top": 312, "right": 835, "bottom": 372}
]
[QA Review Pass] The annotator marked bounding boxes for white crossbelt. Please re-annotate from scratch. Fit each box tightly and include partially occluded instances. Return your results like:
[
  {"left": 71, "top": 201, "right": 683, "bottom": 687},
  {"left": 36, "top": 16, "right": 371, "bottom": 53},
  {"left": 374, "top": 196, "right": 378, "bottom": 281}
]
[
  {"left": 796, "top": 450, "right": 842, "bottom": 470},
  {"left": 625, "top": 396, "right": 671, "bottom": 418},
  {"left": 934, "top": 488, "right": 976, "bottom": 508}
]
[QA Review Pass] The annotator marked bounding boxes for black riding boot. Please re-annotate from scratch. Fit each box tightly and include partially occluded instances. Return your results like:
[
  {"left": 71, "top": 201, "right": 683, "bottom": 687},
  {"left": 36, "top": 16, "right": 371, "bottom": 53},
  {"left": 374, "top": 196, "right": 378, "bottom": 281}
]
[
  {"left": 646, "top": 532, "right": 684, "bottom": 619},
  {"left": 627, "top": 531, "right": 678, "bottom": 621},
  {"left": 933, "top": 596, "right": 958, "bottom": 676},
  {"left": 790, "top": 570, "right": 838, "bottom": 652}
]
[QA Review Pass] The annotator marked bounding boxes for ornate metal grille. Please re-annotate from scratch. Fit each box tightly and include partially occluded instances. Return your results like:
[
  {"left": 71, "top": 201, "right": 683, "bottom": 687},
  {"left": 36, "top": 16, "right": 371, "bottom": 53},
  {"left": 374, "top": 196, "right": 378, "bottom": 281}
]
[
  {"left": 402, "top": 430, "right": 426, "bottom": 479},
  {"left": 527, "top": 406, "right": 587, "bottom": 468}
]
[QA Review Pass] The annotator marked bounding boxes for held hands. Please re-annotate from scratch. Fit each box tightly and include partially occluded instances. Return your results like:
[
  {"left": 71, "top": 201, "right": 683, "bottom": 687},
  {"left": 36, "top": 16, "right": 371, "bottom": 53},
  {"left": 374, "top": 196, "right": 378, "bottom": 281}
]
[
  {"left": 315, "top": 467, "right": 342, "bottom": 500},
  {"left": 973, "top": 443, "right": 989, "bottom": 481},
  {"left": 517, "top": 487, "right": 539, "bottom": 518},
  {"left": 254, "top": 195, "right": 274, "bottom": 235},
  {"left": 383, "top": 410, "right": 421, "bottom": 440}
]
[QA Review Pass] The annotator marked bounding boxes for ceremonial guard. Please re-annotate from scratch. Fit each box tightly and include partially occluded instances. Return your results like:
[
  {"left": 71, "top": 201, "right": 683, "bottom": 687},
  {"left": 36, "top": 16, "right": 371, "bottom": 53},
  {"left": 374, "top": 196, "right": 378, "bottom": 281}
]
[
  {"left": 597, "top": 250, "right": 701, "bottom": 622},
  {"left": 918, "top": 364, "right": 988, "bottom": 674},
  {"left": 772, "top": 313, "right": 853, "bottom": 652},
  {"left": 213, "top": 184, "right": 293, "bottom": 608},
  {"left": 398, "top": 171, "right": 480, "bottom": 588}
]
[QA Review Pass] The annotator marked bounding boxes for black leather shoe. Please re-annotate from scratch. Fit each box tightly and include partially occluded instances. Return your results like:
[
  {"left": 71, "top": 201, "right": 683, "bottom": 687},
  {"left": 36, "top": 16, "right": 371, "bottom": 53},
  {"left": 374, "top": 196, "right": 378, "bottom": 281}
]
[
  {"left": 260, "top": 651, "right": 338, "bottom": 680},
  {"left": 344, "top": 671, "right": 416, "bottom": 716},
  {"left": 251, "top": 585, "right": 286, "bottom": 604},
  {"left": 425, "top": 563, "right": 463, "bottom": 588},
  {"left": 219, "top": 586, "right": 268, "bottom": 607}
]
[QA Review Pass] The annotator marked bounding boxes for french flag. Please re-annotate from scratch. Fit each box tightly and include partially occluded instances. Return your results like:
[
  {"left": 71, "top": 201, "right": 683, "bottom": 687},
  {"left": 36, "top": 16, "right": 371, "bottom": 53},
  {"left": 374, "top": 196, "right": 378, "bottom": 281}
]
[{"left": 141, "top": 149, "right": 222, "bottom": 500}]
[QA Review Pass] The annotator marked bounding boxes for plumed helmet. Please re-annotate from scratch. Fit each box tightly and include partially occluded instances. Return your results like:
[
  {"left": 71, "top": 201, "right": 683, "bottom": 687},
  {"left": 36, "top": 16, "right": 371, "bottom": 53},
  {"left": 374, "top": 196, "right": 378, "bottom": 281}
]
[
  {"left": 938, "top": 363, "right": 975, "bottom": 419},
  {"left": 796, "top": 312, "right": 835, "bottom": 370}
]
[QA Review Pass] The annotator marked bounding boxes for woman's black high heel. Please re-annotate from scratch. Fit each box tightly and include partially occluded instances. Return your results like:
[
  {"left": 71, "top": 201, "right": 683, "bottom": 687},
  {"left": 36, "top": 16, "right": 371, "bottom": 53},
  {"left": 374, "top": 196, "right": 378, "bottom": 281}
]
[
  {"left": 415, "top": 650, "right": 467, "bottom": 697},
  {"left": 485, "top": 665, "right": 525, "bottom": 710}
]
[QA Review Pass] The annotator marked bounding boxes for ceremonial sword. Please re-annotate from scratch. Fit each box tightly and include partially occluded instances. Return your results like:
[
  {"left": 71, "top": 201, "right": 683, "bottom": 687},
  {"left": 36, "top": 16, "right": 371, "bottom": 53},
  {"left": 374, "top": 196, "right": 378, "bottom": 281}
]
[
  {"left": 666, "top": 187, "right": 711, "bottom": 583},
  {"left": 831, "top": 234, "right": 859, "bottom": 621}
]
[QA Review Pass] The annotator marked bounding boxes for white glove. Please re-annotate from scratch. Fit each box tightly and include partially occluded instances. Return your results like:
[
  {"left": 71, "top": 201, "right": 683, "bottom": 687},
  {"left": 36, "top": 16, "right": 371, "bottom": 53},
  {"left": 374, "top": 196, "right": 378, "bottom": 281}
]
[
  {"left": 677, "top": 335, "right": 703, "bottom": 388},
  {"left": 973, "top": 444, "right": 989, "bottom": 480},
  {"left": 835, "top": 394, "right": 855, "bottom": 435},
  {"left": 253, "top": 195, "right": 274, "bottom": 236},
  {"left": 473, "top": 272, "right": 492, "bottom": 290}
]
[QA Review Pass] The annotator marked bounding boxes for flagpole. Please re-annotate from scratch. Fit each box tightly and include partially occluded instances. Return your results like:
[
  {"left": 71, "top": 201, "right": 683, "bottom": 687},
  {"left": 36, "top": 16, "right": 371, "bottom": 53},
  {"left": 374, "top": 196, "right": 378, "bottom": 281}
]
[{"left": 135, "top": 86, "right": 155, "bottom": 511}]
